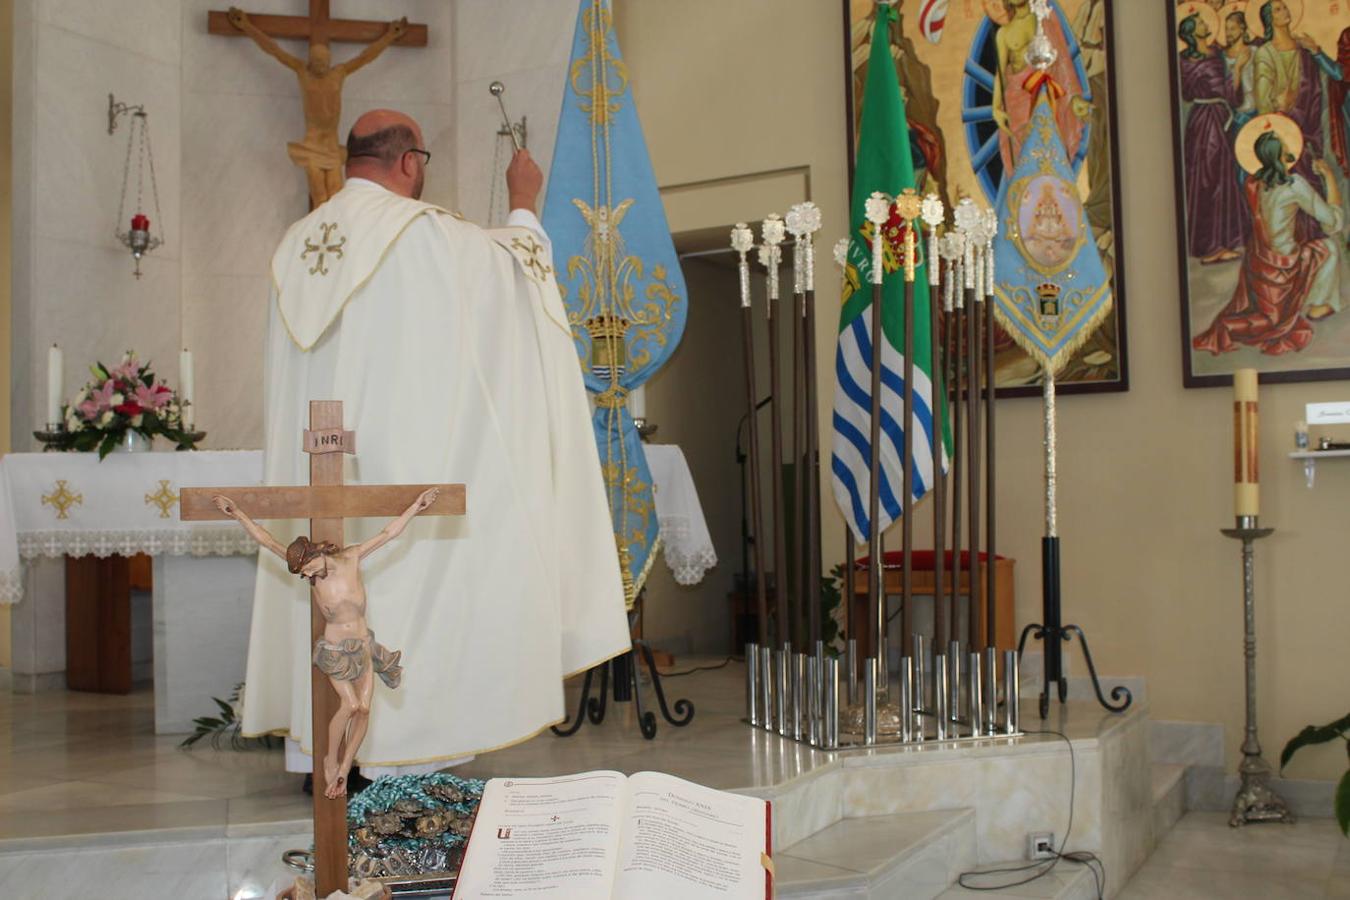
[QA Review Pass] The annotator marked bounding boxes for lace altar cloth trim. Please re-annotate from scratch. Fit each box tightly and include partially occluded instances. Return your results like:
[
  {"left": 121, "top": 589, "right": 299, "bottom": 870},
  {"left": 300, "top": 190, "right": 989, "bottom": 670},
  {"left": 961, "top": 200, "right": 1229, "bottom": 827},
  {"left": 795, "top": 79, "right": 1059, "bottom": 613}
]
[
  {"left": 0, "top": 567, "right": 21, "bottom": 605},
  {"left": 17, "top": 528, "right": 258, "bottom": 560},
  {"left": 658, "top": 515, "right": 718, "bottom": 586}
]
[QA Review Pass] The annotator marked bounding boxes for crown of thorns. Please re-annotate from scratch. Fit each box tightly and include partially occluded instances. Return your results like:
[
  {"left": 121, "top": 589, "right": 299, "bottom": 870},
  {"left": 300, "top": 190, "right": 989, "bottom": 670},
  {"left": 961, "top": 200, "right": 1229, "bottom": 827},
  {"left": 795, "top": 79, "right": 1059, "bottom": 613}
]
[{"left": 286, "top": 536, "right": 339, "bottom": 574}]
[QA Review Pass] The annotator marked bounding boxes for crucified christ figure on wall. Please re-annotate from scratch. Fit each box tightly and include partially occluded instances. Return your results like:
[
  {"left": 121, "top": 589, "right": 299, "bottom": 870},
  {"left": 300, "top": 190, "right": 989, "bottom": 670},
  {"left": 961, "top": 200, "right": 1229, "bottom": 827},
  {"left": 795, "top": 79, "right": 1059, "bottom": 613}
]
[
  {"left": 226, "top": 6, "right": 408, "bottom": 206},
  {"left": 213, "top": 486, "right": 439, "bottom": 798}
]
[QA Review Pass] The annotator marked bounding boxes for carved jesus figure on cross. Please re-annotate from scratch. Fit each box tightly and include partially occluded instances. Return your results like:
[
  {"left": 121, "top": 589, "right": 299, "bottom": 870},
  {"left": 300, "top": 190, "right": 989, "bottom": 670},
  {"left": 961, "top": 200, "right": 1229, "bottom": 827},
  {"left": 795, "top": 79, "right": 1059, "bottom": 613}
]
[
  {"left": 223, "top": 4, "right": 410, "bottom": 206},
  {"left": 213, "top": 486, "right": 438, "bottom": 798}
]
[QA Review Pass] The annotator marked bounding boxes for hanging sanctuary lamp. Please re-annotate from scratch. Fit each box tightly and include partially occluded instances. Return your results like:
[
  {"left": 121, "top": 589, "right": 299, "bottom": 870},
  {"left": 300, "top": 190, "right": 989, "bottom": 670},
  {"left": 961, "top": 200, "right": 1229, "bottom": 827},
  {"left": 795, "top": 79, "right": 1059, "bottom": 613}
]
[{"left": 109, "top": 93, "right": 163, "bottom": 278}]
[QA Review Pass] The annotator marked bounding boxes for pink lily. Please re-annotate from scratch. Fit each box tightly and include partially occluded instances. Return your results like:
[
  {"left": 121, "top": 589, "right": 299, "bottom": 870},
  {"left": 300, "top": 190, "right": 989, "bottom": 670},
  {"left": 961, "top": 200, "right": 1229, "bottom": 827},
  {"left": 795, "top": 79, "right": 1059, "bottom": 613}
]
[
  {"left": 90, "top": 379, "right": 118, "bottom": 412},
  {"left": 134, "top": 383, "right": 170, "bottom": 410}
]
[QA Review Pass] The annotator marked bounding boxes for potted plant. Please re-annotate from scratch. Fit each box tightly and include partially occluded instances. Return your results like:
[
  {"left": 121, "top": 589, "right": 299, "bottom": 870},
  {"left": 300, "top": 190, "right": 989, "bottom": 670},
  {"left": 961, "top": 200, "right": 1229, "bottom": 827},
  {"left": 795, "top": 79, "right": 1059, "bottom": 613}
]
[{"left": 1280, "top": 711, "right": 1350, "bottom": 836}]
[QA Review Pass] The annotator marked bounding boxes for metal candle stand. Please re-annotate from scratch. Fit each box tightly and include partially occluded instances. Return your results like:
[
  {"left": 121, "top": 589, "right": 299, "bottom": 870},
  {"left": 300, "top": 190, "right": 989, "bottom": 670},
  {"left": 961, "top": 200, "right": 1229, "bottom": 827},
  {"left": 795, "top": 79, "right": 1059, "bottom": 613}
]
[
  {"left": 1222, "top": 517, "right": 1294, "bottom": 826},
  {"left": 743, "top": 640, "right": 1023, "bottom": 750}
]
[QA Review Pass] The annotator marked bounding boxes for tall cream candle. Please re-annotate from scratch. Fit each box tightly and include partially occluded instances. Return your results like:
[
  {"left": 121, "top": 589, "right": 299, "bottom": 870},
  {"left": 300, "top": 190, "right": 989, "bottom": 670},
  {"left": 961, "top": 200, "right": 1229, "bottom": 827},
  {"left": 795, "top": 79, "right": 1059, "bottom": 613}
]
[
  {"left": 1233, "top": 368, "right": 1259, "bottom": 519},
  {"left": 46, "top": 344, "right": 63, "bottom": 427}
]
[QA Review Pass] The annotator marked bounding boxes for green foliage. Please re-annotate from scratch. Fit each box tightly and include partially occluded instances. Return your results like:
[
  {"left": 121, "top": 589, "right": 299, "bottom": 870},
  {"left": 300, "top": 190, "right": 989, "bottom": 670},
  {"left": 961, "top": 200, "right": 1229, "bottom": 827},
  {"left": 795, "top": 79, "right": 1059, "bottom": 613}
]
[
  {"left": 1280, "top": 711, "right": 1350, "bottom": 837},
  {"left": 179, "top": 683, "right": 282, "bottom": 752}
]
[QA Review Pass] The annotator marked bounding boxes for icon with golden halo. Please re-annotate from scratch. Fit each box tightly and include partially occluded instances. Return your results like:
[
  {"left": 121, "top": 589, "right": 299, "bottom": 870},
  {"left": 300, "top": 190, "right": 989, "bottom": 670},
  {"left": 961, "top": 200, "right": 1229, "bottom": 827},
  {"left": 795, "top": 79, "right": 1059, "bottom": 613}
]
[
  {"left": 1234, "top": 113, "right": 1303, "bottom": 175},
  {"left": 1175, "top": 1, "right": 1221, "bottom": 53},
  {"left": 1216, "top": 2, "right": 1254, "bottom": 46},
  {"left": 1242, "top": 0, "right": 1303, "bottom": 42}
]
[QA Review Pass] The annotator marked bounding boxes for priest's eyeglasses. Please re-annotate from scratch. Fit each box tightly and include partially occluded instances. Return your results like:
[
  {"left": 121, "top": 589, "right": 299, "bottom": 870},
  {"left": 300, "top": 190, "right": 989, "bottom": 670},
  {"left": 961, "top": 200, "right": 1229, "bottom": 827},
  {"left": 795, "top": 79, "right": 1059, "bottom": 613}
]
[{"left": 405, "top": 148, "right": 431, "bottom": 166}]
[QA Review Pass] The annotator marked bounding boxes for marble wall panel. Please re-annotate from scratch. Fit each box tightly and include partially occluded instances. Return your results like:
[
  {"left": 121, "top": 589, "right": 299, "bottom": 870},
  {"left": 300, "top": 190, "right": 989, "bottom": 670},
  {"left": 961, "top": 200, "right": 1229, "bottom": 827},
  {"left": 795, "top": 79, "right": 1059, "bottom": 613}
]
[
  {"left": 1100, "top": 711, "right": 1154, "bottom": 896},
  {"left": 37, "top": 0, "right": 182, "bottom": 64},
  {"left": 10, "top": 559, "right": 65, "bottom": 687}
]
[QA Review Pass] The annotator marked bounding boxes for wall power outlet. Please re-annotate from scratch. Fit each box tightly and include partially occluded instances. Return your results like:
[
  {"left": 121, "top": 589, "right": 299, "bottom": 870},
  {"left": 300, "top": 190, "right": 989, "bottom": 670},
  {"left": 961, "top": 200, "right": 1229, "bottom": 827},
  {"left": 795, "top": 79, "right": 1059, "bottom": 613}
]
[{"left": 1028, "top": 832, "right": 1056, "bottom": 860}]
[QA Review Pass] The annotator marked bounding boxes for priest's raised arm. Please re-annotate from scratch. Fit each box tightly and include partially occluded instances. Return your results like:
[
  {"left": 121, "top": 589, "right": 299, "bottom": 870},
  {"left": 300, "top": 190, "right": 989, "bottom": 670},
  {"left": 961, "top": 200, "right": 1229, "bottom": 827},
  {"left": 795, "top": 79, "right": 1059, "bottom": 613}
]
[{"left": 244, "top": 109, "right": 629, "bottom": 779}]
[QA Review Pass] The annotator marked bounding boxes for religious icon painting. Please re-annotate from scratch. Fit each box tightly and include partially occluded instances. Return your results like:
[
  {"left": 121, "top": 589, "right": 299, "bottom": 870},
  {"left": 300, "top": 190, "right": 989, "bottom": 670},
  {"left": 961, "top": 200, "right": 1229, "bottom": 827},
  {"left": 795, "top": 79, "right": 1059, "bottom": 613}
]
[
  {"left": 1170, "top": 0, "right": 1350, "bottom": 386},
  {"left": 841, "top": 0, "right": 1130, "bottom": 396}
]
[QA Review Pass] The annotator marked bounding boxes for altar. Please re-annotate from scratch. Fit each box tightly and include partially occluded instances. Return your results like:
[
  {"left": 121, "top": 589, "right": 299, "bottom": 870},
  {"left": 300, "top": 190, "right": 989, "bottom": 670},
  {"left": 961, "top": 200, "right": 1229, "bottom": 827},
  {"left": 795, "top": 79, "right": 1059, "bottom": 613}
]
[
  {"left": 1, "top": 444, "right": 714, "bottom": 734},
  {"left": 1, "top": 450, "right": 262, "bottom": 732}
]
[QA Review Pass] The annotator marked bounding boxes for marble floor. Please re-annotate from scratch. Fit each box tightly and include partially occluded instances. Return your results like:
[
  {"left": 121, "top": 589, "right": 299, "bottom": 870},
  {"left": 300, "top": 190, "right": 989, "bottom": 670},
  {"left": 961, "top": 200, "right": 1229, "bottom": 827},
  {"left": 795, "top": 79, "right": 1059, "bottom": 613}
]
[{"left": 0, "top": 666, "right": 1346, "bottom": 898}]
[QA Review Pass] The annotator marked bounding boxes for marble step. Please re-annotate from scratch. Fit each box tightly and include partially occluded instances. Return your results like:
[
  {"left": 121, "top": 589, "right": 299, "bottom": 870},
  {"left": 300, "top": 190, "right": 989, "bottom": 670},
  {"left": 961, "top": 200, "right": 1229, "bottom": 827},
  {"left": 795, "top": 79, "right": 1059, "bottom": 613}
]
[
  {"left": 776, "top": 808, "right": 976, "bottom": 899},
  {"left": 937, "top": 861, "right": 1100, "bottom": 899},
  {"left": 1150, "top": 763, "right": 1186, "bottom": 841}
]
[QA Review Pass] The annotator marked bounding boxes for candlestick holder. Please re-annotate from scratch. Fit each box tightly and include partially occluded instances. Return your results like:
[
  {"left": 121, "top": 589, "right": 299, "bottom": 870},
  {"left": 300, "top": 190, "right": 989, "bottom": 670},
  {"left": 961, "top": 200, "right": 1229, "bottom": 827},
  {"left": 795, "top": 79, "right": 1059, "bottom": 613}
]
[
  {"left": 1220, "top": 517, "right": 1294, "bottom": 827},
  {"left": 34, "top": 426, "right": 67, "bottom": 450}
]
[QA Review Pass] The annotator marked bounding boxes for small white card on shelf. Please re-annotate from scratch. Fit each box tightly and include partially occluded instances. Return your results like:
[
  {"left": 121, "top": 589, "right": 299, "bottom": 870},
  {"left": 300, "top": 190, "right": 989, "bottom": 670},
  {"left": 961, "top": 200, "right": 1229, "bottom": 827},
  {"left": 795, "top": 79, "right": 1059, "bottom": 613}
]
[{"left": 1306, "top": 402, "right": 1350, "bottom": 425}]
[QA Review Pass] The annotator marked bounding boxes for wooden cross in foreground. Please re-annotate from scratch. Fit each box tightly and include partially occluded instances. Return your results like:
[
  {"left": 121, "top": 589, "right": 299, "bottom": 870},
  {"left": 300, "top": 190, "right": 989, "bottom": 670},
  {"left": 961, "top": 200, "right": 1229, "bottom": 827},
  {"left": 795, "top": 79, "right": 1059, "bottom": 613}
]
[{"left": 181, "top": 401, "right": 465, "bottom": 896}]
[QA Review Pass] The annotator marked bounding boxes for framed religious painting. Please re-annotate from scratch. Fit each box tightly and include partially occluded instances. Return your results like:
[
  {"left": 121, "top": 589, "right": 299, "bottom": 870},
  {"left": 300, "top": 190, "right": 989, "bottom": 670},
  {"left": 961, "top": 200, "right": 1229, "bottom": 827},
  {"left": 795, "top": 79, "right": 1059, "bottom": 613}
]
[
  {"left": 1169, "top": 0, "right": 1350, "bottom": 387},
  {"left": 841, "top": 0, "right": 1130, "bottom": 397}
]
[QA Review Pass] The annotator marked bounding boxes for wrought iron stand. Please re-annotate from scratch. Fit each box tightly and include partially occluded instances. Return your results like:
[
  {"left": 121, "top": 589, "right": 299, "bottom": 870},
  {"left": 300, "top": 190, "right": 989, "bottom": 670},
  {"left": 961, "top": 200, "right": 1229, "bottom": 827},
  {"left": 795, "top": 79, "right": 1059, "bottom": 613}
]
[
  {"left": 1222, "top": 519, "right": 1294, "bottom": 826},
  {"left": 552, "top": 604, "right": 694, "bottom": 741}
]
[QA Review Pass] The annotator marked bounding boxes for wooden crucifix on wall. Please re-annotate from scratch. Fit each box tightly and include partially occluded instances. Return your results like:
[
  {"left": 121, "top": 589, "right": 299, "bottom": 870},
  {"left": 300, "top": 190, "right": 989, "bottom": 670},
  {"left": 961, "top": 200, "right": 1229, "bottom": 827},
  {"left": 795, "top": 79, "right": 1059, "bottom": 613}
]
[
  {"left": 209, "top": 0, "right": 428, "bottom": 207},
  {"left": 181, "top": 401, "right": 465, "bottom": 896}
]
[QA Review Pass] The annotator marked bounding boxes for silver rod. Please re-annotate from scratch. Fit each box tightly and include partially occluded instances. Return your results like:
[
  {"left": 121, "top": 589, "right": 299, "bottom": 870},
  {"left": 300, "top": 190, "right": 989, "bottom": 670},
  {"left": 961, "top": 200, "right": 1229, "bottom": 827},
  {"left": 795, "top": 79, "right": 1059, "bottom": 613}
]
[
  {"left": 1005, "top": 649, "right": 1020, "bottom": 735},
  {"left": 934, "top": 654, "right": 949, "bottom": 741},
  {"left": 877, "top": 631, "right": 890, "bottom": 702},
  {"left": 984, "top": 647, "right": 999, "bottom": 734},
  {"left": 776, "top": 647, "right": 790, "bottom": 738},
  {"left": 846, "top": 638, "right": 859, "bottom": 706},
  {"left": 899, "top": 656, "right": 914, "bottom": 743},
  {"left": 970, "top": 651, "right": 984, "bottom": 737},
  {"left": 746, "top": 643, "right": 760, "bottom": 726},
  {"left": 760, "top": 648, "right": 774, "bottom": 731},
  {"left": 824, "top": 657, "right": 840, "bottom": 750},
  {"left": 813, "top": 639, "right": 826, "bottom": 745},
  {"left": 792, "top": 653, "right": 807, "bottom": 742},
  {"left": 807, "top": 654, "right": 820, "bottom": 746},
  {"left": 864, "top": 658, "right": 878, "bottom": 746},
  {"left": 912, "top": 633, "right": 928, "bottom": 713},
  {"left": 949, "top": 640, "right": 963, "bottom": 724}
]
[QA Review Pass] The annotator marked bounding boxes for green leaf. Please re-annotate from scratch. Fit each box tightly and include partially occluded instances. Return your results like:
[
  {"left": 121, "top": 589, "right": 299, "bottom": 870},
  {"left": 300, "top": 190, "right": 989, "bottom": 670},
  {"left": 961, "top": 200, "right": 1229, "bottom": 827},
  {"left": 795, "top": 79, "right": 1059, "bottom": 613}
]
[
  {"left": 97, "top": 432, "right": 117, "bottom": 460},
  {"left": 1279, "top": 712, "right": 1350, "bottom": 772},
  {"left": 213, "top": 698, "right": 237, "bottom": 721},
  {"left": 1336, "top": 769, "right": 1350, "bottom": 837}
]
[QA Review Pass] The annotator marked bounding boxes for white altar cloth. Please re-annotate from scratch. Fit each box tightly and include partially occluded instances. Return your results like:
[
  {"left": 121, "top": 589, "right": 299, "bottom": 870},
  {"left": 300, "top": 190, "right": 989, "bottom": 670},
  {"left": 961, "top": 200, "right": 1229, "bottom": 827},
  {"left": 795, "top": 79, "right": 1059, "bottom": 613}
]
[
  {"left": 643, "top": 444, "right": 717, "bottom": 586},
  {"left": 0, "top": 450, "right": 263, "bottom": 603}
]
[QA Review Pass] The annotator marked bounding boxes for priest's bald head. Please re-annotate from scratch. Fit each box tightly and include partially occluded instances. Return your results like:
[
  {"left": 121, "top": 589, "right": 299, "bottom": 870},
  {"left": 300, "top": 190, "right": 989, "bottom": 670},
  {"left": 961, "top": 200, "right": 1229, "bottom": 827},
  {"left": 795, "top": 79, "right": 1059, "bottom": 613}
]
[{"left": 346, "top": 109, "right": 429, "bottom": 200}]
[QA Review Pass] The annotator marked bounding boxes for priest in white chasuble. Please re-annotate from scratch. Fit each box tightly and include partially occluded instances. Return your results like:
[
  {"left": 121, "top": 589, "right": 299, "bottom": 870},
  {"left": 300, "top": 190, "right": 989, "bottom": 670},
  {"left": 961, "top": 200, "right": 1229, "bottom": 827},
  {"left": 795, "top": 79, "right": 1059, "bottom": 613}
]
[{"left": 243, "top": 109, "right": 630, "bottom": 774}]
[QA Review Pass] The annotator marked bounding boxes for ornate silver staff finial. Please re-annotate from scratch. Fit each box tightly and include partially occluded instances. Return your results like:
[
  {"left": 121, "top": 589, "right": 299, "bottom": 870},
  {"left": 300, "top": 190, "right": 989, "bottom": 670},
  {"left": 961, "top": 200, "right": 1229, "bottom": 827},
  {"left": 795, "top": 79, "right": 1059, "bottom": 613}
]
[
  {"left": 833, "top": 237, "right": 850, "bottom": 270},
  {"left": 953, "top": 198, "right": 979, "bottom": 290},
  {"left": 864, "top": 191, "right": 892, "bottom": 286},
  {"left": 786, "top": 205, "right": 807, "bottom": 296},
  {"left": 794, "top": 202, "right": 823, "bottom": 292},
  {"left": 761, "top": 213, "right": 786, "bottom": 302},
  {"left": 731, "top": 223, "right": 754, "bottom": 309},
  {"left": 1026, "top": 0, "right": 1057, "bottom": 72},
  {"left": 939, "top": 232, "right": 965, "bottom": 312},
  {"left": 920, "top": 193, "right": 945, "bottom": 288}
]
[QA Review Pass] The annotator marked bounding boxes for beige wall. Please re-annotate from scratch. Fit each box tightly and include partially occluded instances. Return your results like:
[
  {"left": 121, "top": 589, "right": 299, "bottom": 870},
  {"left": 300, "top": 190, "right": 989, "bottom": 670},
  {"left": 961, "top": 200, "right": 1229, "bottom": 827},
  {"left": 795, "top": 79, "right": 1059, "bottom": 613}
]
[
  {"left": 620, "top": 0, "right": 1350, "bottom": 781},
  {"left": 1, "top": 0, "right": 12, "bottom": 667}
]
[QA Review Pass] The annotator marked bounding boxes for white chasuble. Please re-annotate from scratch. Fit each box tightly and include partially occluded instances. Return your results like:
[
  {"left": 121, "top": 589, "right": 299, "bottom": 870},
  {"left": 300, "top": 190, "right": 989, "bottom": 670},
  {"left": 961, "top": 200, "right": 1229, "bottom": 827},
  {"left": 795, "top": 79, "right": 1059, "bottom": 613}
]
[{"left": 243, "top": 178, "right": 629, "bottom": 768}]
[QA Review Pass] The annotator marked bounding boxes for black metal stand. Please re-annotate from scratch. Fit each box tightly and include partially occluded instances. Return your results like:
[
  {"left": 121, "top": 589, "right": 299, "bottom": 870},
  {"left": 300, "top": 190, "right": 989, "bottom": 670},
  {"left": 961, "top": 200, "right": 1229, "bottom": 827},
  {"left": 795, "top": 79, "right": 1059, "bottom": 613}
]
[
  {"left": 551, "top": 607, "right": 694, "bottom": 741},
  {"left": 1016, "top": 536, "right": 1132, "bottom": 718}
]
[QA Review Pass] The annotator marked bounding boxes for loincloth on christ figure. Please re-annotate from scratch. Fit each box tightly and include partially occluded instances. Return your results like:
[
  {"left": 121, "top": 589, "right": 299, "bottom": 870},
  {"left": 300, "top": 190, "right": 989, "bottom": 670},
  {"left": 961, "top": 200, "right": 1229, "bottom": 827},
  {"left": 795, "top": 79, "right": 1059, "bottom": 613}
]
[
  {"left": 287, "top": 138, "right": 346, "bottom": 174},
  {"left": 312, "top": 631, "right": 403, "bottom": 689}
]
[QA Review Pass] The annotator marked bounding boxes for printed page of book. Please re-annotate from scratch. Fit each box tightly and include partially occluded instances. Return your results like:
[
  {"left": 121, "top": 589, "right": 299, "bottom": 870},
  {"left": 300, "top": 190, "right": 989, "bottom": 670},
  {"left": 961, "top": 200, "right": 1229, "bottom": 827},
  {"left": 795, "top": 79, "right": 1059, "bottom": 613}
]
[
  {"left": 612, "top": 771, "right": 769, "bottom": 900},
  {"left": 452, "top": 771, "right": 628, "bottom": 899}
]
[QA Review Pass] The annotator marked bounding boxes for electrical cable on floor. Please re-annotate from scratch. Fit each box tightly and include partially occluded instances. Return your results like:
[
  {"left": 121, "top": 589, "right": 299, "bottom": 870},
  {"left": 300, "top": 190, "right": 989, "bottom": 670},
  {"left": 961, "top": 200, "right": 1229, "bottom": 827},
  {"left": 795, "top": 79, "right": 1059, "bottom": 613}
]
[
  {"left": 954, "top": 727, "right": 1107, "bottom": 899},
  {"left": 656, "top": 656, "right": 735, "bottom": 678}
]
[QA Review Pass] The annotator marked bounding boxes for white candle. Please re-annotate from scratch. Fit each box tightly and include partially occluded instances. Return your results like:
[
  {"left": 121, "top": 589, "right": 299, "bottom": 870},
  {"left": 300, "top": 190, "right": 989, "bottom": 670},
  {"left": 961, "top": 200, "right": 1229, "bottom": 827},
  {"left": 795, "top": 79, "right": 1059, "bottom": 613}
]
[
  {"left": 1233, "top": 368, "right": 1259, "bottom": 519},
  {"left": 629, "top": 384, "right": 647, "bottom": 420},
  {"left": 46, "top": 344, "right": 63, "bottom": 427},
  {"left": 180, "top": 348, "right": 195, "bottom": 429}
]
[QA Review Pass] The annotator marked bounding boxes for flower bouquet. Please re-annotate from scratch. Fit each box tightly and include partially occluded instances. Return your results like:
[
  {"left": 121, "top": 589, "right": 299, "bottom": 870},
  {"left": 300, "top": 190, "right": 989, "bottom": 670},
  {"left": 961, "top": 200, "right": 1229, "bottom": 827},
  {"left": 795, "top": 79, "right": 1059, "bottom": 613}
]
[{"left": 48, "top": 352, "right": 200, "bottom": 458}]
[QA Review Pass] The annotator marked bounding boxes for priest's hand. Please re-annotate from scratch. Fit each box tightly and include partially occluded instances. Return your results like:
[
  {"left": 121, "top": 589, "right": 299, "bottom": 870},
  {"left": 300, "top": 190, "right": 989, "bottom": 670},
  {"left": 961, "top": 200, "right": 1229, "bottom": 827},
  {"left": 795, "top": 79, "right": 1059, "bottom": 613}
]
[
  {"left": 212, "top": 494, "right": 238, "bottom": 518},
  {"left": 507, "top": 149, "right": 544, "bottom": 214}
]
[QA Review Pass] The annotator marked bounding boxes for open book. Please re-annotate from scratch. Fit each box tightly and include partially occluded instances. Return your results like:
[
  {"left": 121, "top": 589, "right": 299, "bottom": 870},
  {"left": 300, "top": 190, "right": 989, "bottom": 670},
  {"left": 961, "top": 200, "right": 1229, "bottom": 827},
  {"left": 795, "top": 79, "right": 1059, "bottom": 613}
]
[{"left": 452, "top": 770, "right": 772, "bottom": 900}]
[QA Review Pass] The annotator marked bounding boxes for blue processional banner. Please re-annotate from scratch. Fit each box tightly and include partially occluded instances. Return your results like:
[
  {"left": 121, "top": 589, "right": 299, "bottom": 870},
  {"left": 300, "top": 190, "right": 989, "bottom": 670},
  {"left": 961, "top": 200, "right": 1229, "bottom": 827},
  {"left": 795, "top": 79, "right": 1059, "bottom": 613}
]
[
  {"left": 543, "top": 0, "right": 688, "bottom": 606},
  {"left": 992, "top": 92, "right": 1112, "bottom": 375}
]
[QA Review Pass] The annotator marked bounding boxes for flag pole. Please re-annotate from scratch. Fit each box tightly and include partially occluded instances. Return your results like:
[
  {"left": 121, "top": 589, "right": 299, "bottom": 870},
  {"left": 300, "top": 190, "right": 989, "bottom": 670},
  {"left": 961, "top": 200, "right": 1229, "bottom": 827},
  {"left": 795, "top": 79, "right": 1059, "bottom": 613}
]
[
  {"left": 947, "top": 234, "right": 965, "bottom": 651},
  {"left": 790, "top": 204, "right": 825, "bottom": 656},
  {"left": 791, "top": 232, "right": 807, "bottom": 652},
  {"left": 921, "top": 195, "right": 947, "bottom": 650},
  {"left": 760, "top": 216, "right": 790, "bottom": 655},
  {"left": 863, "top": 192, "right": 892, "bottom": 691},
  {"left": 954, "top": 200, "right": 982, "bottom": 651},
  {"left": 982, "top": 209, "right": 999, "bottom": 658},
  {"left": 732, "top": 224, "right": 769, "bottom": 651},
  {"left": 896, "top": 189, "right": 923, "bottom": 664}
]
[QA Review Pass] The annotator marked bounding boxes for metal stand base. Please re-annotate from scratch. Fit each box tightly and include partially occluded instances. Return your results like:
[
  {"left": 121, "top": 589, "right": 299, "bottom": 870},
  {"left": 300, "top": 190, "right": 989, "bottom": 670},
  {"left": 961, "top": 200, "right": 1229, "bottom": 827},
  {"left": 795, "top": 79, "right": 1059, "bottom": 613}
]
[
  {"left": 1221, "top": 520, "right": 1293, "bottom": 828},
  {"left": 1017, "top": 536, "right": 1132, "bottom": 718},
  {"left": 552, "top": 611, "right": 694, "bottom": 741}
]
